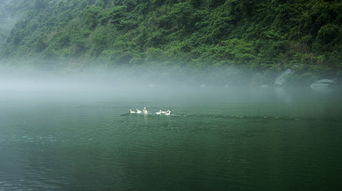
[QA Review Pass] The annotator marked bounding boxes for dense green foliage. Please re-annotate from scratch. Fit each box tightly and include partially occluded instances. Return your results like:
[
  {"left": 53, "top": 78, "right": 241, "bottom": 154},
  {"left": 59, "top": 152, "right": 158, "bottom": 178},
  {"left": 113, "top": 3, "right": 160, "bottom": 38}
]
[
  {"left": 1, "top": 0, "right": 342, "bottom": 71},
  {"left": 0, "top": 0, "right": 13, "bottom": 46}
]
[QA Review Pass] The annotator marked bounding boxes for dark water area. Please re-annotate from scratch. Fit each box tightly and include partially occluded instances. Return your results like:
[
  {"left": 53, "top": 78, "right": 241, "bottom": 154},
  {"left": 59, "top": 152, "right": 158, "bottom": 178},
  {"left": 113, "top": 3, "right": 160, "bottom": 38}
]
[{"left": 0, "top": 87, "right": 342, "bottom": 190}]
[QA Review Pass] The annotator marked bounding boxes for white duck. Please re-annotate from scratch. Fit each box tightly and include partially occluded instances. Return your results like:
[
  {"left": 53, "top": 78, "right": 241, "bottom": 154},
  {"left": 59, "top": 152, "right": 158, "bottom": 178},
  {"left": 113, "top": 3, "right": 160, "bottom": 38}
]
[
  {"left": 136, "top": 109, "right": 142, "bottom": 114},
  {"left": 155, "top": 110, "right": 162, "bottom": 115},
  {"left": 165, "top": 110, "right": 171, "bottom": 116},
  {"left": 129, "top": 109, "right": 136, "bottom": 114},
  {"left": 143, "top": 107, "right": 148, "bottom": 115}
]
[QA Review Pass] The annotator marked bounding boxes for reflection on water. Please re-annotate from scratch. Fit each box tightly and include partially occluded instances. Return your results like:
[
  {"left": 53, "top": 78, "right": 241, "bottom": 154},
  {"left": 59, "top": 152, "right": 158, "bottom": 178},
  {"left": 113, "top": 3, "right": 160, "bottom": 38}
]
[{"left": 0, "top": 87, "right": 342, "bottom": 190}]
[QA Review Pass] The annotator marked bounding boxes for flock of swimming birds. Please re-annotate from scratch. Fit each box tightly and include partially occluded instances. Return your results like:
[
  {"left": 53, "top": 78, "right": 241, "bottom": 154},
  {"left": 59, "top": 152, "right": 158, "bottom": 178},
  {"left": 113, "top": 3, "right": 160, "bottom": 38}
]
[{"left": 129, "top": 107, "right": 172, "bottom": 116}]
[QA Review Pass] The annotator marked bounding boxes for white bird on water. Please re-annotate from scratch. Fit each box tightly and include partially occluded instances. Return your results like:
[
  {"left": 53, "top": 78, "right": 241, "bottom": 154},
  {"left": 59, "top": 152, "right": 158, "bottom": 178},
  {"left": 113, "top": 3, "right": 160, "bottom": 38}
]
[
  {"left": 130, "top": 108, "right": 171, "bottom": 115},
  {"left": 155, "top": 110, "right": 162, "bottom": 115},
  {"left": 165, "top": 110, "right": 171, "bottom": 116},
  {"left": 143, "top": 107, "right": 148, "bottom": 115},
  {"left": 157, "top": 110, "right": 171, "bottom": 116}
]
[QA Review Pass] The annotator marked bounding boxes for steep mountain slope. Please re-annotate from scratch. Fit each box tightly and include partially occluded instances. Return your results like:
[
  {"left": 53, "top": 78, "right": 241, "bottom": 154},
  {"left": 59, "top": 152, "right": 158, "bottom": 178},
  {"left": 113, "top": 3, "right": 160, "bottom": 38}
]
[
  {"left": 0, "top": 0, "right": 15, "bottom": 46},
  {"left": 1, "top": 0, "right": 342, "bottom": 71}
]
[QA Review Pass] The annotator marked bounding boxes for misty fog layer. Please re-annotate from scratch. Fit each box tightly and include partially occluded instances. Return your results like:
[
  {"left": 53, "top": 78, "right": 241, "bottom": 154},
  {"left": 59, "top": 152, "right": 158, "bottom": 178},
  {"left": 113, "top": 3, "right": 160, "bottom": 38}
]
[
  {"left": 0, "top": 62, "right": 341, "bottom": 122},
  {"left": 0, "top": 61, "right": 340, "bottom": 95},
  {"left": 0, "top": 63, "right": 250, "bottom": 92}
]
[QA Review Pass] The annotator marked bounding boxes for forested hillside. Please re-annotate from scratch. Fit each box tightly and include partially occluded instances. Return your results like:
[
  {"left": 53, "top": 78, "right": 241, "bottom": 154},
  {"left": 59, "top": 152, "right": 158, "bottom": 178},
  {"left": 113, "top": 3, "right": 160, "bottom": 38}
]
[
  {"left": 1, "top": 0, "right": 341, "bottom": 71},
  {"left": 0, "top": 0, "right": 14, "bottom": 46}
]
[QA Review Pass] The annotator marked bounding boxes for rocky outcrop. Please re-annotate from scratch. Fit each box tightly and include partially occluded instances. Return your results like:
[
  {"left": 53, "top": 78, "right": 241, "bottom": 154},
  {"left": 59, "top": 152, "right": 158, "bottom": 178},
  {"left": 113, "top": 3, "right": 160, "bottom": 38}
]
[{"left": 274, "top": 69, "right": 293, "bottom": 87}]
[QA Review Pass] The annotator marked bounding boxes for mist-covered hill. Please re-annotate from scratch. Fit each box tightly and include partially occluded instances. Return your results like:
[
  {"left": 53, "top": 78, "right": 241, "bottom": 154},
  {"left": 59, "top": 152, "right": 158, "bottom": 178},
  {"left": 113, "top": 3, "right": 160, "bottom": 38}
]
[
  {"left": 0, "top": 0, "right": 341, "bottom": 72},
  {"left": 0, "top": 0, "right": 14, "bottom": 46}
]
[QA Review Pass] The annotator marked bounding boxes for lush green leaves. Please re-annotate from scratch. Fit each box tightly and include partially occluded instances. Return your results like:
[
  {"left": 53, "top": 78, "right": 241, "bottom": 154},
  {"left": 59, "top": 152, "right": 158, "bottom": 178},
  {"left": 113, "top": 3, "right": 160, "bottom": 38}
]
[{"left": 0, "top": 0, "right": 341, "bottom": 70}]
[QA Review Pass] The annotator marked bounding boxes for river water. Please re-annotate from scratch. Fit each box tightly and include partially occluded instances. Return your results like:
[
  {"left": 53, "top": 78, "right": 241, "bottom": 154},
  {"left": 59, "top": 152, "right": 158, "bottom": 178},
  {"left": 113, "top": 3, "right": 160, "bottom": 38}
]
[{"left": 0, "top": 87, "right": 341, "bottom": 190}]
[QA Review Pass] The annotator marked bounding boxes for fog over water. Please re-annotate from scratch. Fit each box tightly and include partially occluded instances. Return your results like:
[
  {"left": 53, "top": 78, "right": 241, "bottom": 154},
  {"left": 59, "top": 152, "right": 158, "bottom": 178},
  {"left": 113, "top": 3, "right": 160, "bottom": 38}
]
[
  {"left": 1, "top": 62, "right": 341, "bottom": 119},
  {"left": 0, "top": 63, "right": 246, "bottom": 93},
  {"left": 1, "top": 62, "right": 342, "bottom": 190}
]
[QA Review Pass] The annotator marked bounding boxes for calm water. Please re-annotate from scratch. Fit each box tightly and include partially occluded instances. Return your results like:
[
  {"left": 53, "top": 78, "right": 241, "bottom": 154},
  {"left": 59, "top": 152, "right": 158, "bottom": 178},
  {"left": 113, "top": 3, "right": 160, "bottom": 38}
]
[{"left": 0, "top": 87, "right": 342, "bottom": 190}]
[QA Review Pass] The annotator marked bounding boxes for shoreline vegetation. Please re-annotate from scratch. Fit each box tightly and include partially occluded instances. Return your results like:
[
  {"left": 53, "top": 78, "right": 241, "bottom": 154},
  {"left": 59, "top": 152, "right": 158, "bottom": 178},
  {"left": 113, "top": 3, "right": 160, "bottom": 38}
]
[{"left": 0, "top": 0, "right": 341, "bottom": 86}]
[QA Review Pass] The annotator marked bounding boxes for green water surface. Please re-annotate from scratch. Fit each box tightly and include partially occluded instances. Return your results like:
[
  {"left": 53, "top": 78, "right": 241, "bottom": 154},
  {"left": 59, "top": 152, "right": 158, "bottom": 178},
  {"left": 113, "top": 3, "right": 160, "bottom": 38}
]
[{"left": 0, "top": 88, "right": 342, "bottom": 190}]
